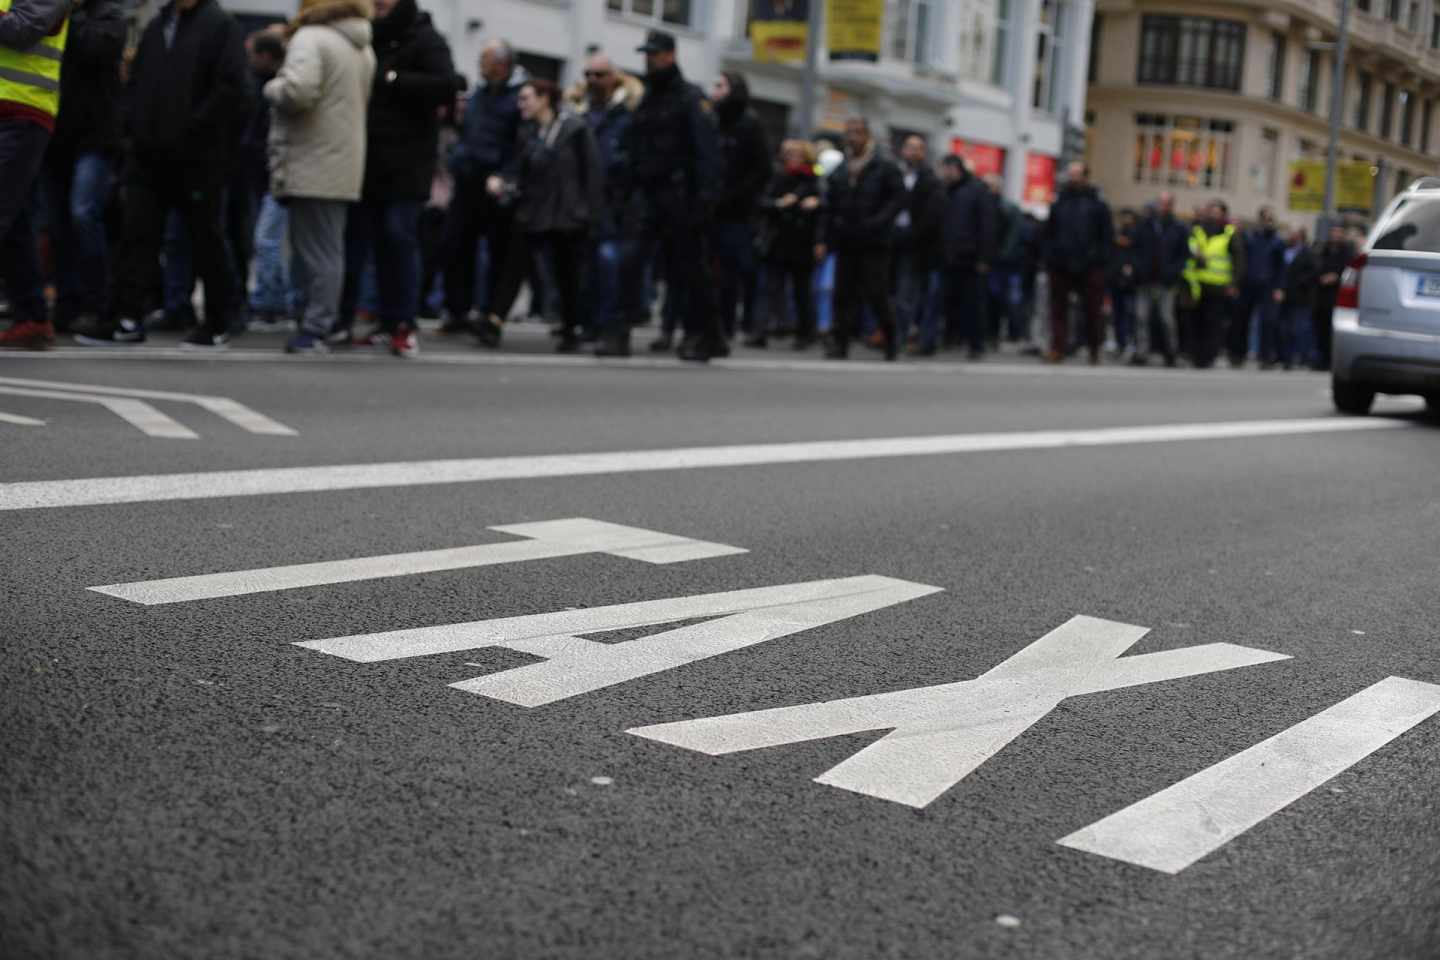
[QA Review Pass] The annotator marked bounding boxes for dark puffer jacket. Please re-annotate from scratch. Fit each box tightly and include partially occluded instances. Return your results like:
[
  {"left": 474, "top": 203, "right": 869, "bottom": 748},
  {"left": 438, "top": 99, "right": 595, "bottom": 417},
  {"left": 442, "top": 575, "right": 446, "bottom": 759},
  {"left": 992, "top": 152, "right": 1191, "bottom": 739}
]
[
  {"left": 52, "top": 0, "right": 125, "bottom": 155},
  {"left": 510, "top": 113, "right": 603, "bottom": 235},
  {"left": 451, "top": 65, "right": 524, "bottom": 181},
  {"left": 713, "top": 73, "right": 771, "bottom": 224},
  {"left": 940, "top": 169, "right": 996, "bottom": 268},
  {"left": 1043, "top": 183, "right": 1114, "bottom": 273},
  {"left": 760, "top": 166, "right": 822, "bottom": 265},
  {"left": 363, "top": 0, "right": 458, "bottom": 201},
  {"left": 823, "top": 148, "right": 905, "bottom": 253}
]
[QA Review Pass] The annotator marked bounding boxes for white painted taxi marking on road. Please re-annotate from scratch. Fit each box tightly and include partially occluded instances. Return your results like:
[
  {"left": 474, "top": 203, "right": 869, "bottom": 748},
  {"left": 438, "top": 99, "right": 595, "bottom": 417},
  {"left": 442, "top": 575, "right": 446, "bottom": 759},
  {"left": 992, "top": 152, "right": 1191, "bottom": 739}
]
[
  {"left": 0, "top": 376, "right": 297, "bottom": 436},
  {"left": 1058, "top": 676, "right": 1440, "bottom": 874},
  {"left": 0, "top": 410, "right": 45, "bottom": 426},
  {"left": 0, "top": 385, "right": 199, "bottom": 438},
  {"left": 89, "top": 519, "right": 747, "bottom": 605},
  {"left": 296, "top": 576, "right": 941, "bottom": 707},
  {"left": 629, "top": 616, "right": 1290, "bottom": 809},
  {"left": 0, "top": 417, "right": 1408, "bottom": 510}
]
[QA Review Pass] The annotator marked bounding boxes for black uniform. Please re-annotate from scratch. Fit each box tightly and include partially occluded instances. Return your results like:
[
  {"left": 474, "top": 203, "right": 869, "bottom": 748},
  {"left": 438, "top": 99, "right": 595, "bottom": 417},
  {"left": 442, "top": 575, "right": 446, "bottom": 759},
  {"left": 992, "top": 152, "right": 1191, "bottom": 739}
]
[{"left": 604, "top": 62, "right": 721, "bottom": 358}]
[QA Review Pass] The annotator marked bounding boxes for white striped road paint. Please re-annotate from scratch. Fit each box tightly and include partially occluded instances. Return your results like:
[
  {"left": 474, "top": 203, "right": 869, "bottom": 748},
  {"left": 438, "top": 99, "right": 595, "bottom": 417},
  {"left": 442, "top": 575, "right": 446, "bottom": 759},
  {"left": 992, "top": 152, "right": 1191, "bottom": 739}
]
[
  {"left": 628, "top": 616, "right": 1290, "bottom": 809},
  {"left": 1057, "top": 676, "right": 1440, "bottom": 874},
  {"left": 0, "top": 376, "right": 296, "bottom": 435},
  {"left": 297, "top": 575, "right": 941, "bottom": 707},
  {"left": 0, "top": 385, "right": 198, "bottom": 439},
  {"left": 0, "top": 410, "right": 45, "bottom": 426},
  {"left": 89, "top": 518, "right": 746, "bottom": 605},
  {"left": 0, "top": 416, "right": 1407, "bottom": 511}
]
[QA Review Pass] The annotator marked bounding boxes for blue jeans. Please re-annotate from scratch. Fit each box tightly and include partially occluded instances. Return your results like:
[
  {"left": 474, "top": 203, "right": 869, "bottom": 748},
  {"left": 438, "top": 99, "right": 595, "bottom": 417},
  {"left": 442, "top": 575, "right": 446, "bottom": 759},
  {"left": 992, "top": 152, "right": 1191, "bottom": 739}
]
[
  {"left": 989, "top": 267, "right": 1025, "bottom": 341},
  {"left": 1285, "top": 303, "right": 1313, "bottom": 367},
  {"left": 713, "top": 220, "right": 759, "bottom": 338},
  {"left": 586, "top": 238, "right": 619, "bottom": 339},
  {"left": 1111, "top": 288, "right": 1137, "bottom": 350},
  {"left": 814, "top": 254, "right": 835, "bottom": 334},
  {"left": 250, "top": 193, "right": 292, "bottom": 314},
  {"left": 163, "top": 210, "right": 194, "bottom": 317},
  {"left": 43, "top": 149, "right": 112, "bottom": 320},
  {"left": 341, "top": 198, "right": 421, "bottom": 332}
]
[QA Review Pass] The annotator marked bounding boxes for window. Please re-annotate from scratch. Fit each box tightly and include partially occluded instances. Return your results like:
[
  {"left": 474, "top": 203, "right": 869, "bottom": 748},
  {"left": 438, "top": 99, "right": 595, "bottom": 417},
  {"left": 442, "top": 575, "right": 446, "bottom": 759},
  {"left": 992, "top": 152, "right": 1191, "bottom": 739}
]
[
  {"left": 1407, "top": 1, "right": 1420, "bottom": 32},
  {"left": 1132, "top": 113, "right": 1235, "bottom": 189},
  {"left": 607, "top": 0, "right": 694, "bottom": 28},
  {"left": 1088, "top": 13, "right": 1102, "bottom": 84},
  {"left": 1400, "top": 90, "right": 1415, "bottom": 146},
  {"left": 1386, "top": 0, "right": 1401, "bottom": 22},
  {"left": 1265, "top": 32, "right": 1286, "bottom": 101},
  {"left": 890, "top": 0, "right": 937, "bottom": 66},
  {"left": 1395, "top": 167, "right": 1411, "bottom": 199},
  {"left": 1381, "top": 82, "right": 1396, "bottom": 138},
  {"left": 1355, "top": 71, "right": 1372, "bottom": 131},
  {"left": 993, "top": 0, "right": 1010, "bottom": 84},
  {"left": 1371, "top": 194, "right": 1440, "bottom": 251},
  {"left": 1137, "top": 16, "right": 1246, "bottom": 91},
  {"left": 1357, "top": 0, "right": 1371, "bottom": 11},
  {"left": 1251, "top": 127, "right": 1280, "bottom": 197},
  {"left": 1432, "top": 12, "right": 1440, "bottom": 48},
  {"left": 957, "top": 0, "right": 1006, "bottom": 86},
  {"left": 1423, "top": 99, "right": 1434, "bottom": 153},
  {"left": 1032, "top": 0, "right": 1067, "bottom": 113},
  {"left": 1300, "top": 50, "right": 1321, "bottom": 113}
]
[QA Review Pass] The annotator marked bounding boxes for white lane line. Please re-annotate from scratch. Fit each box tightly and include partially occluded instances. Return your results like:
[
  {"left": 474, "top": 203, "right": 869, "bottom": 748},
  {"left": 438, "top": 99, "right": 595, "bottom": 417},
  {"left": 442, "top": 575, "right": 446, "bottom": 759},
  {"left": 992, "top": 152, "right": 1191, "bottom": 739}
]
[
  {"left": 89, "top": 518, "right": 746, "bottom": 605},
  {"left": 0, "top": 410, "right": 45, "bottom": 426},
  {"left": 0, "top": 386, "right": 197, "bottom": 439},
  {"left": 1058, "top": 676, "right": 1440, "bottom": 874},
  {"left": 0, "top": 376, "right": 296, "bottom": 435},
  {"left": 0, "top": 417, "right": 1407, "bottom": 511}
]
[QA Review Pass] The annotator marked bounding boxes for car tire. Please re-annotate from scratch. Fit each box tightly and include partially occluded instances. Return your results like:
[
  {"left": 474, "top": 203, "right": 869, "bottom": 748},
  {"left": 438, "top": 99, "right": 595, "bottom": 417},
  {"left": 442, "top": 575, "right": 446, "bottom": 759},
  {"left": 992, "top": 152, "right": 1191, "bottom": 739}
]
[
  {"left": 1332, "top": 380, "right": 1375, "bottom": 415},
  {"left": 1426, "top": 394, "right": 1440, "bottom": 418}
]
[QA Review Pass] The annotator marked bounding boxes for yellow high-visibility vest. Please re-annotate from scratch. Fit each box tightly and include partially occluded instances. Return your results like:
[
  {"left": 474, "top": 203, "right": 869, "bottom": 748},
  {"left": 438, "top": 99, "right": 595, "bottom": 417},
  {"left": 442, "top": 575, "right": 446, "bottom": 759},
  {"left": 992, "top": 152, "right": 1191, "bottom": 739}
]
[
  {"left": 0, "top": 0, "right": 67, "bottom": 120},
  {"left": 1189, "top": 224, "right": 1235, "bottom": 289}
]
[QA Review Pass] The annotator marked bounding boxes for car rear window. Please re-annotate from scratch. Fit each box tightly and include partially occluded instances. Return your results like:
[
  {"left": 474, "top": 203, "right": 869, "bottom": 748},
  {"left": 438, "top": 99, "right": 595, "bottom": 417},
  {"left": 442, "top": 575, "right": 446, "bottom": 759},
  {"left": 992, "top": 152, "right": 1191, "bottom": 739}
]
[{"left": 1369, "top": 195, "right": 1440, "bottom": 252}]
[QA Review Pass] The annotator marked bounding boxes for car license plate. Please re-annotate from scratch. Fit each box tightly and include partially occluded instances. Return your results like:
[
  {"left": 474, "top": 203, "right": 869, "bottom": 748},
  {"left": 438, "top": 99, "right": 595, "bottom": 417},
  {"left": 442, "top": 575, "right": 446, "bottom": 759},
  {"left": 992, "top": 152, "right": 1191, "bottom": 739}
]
[{"left": 1418, "top": 276, "right": 1440, "bottom": 298}]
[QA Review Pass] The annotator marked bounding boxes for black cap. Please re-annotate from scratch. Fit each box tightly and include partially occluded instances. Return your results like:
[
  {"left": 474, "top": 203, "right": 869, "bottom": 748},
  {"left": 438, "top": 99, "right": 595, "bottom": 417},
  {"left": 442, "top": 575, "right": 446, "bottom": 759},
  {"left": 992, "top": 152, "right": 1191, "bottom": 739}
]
[{"left": 636, "top": 29, "right": 676, "bottom": 54}]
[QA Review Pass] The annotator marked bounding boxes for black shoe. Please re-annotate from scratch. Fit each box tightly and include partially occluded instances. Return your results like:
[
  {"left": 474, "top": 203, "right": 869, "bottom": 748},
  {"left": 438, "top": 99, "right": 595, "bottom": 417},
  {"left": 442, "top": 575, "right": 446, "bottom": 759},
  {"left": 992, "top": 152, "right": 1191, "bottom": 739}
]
[
  {"left": 742, "top": 335, "right": 768, "bottom": 349},
  {"left": 474, "top": 315, "right": 503, "bottom": 349},
  {"left": 595, "top": 336, "right": 631, "bottom": 357},
  {"left": 792, "top": 335, "right": 815, "bottom": 351},
  {"left": 677, "top": 336, "right": 710, "bottom": 363},
  {"left": 708, "top": 338, "right": 731, "bottom": 359},
  {"left": 824, "top": 346, "right": 848, "bottom": 360},
  {"left": 647, "top": 334, "right": 673, "bottom": 353},
  {"left": 75, "top": 317, "right": 146, "bottom": 345},
  {"left": 555, "top": 336, "right": 580, "bottom": 354},
  {"left": 180, "top": 328, "right": 229, "bottom": 349},
  {"left": 966, "top": 347, "right": 983, "bottom": 361}
]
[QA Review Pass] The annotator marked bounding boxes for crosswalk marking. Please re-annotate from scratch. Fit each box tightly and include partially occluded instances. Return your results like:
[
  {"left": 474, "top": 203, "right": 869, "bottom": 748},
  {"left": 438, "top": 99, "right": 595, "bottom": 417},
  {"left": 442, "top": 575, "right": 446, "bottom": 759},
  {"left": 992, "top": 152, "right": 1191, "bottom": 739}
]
[
  {"left": 1057, "top": 676, "right": 1440, "bottom": 873},
  {"left": 0, "top": 376, "right": 297, "bottom": 435},
  {"left": 628, "top": 616, "right": 1291, "bottom": 809},
  {"left": 0, "top": 417, "right": 1408, "bottom": 510},
  {"left": 0, "top": 410, "right": 45, "bottom": 426},
  {"left": 0, "top": 385, "right": 198, "bottom": 438},
  {"left": 297, "top": 575, "right": 942, "bottom": 707},
  {"left": 88, "top": 519, "right": 747, "bottom": 605}
]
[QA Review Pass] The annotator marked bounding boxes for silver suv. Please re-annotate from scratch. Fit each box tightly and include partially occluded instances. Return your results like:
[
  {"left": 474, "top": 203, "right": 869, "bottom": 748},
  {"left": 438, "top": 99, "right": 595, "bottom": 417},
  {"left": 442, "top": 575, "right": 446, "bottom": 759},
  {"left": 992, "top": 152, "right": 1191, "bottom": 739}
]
[{"left": 1332, "top": 178, "right": 1440, "bottom": 415}]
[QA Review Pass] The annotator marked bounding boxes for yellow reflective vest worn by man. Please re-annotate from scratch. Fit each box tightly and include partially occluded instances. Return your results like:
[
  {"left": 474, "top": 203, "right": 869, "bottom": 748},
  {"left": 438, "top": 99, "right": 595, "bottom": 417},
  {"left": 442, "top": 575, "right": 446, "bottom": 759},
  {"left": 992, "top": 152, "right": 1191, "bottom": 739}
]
[
  {"left": 1185, "top": 199, "right": 1247, "bottom": 370},
  {"left": 0, "top": 0, "right": 69, "bottom": 350}
]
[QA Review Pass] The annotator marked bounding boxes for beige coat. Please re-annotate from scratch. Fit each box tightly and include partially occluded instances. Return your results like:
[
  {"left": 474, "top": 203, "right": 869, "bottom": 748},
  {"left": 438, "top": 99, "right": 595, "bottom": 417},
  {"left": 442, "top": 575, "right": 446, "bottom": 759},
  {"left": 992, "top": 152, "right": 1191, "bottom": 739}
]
[{"left": 265, "top": 11, "right": 376, "bottom": 201}]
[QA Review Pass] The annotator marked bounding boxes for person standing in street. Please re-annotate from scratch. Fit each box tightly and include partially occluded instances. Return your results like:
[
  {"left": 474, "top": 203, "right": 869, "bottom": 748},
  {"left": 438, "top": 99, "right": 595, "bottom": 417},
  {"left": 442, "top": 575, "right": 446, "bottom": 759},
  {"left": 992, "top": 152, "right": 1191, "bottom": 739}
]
[
  {"left": 244, "top": 28, "right": 292, "bottom": 329},
  {"left": 1184, "top": 199, "right": 1246, "bottom": 370},
  {"left": 816, "top": 116, "right": 904, "bottom": 361},
  {"left": 1109, "top": 208, "right": 1142, "bottom": 357},
  {"left": 891, "top": 135, "right": 942, "bottom": 356},
  {"left": 440, "top": 40, "right": 523, "bottom": 336},
  {"left": 335, "top": 0, "right": 456, "bottom": 358},
  {"left": 264, "top": 0, "right": 375, "bottom": 353},
  {"left": 758, "top": 138, "right": 822, "bottom": 350},
  {"left": 937, "top": 154, "right": 995, "bottom": 360},
  {"left": 1132, "top": 191, "right": 1188, "bottom": 366},
  {"left": 1041, "top": 162, "right": 1113, "bottom": 364},
  {"left": 1311, "top": 223, "right": 1355, "bottom": 372},
  {"left": 710, "top": 71, "right": 770, "bottom": 347},
  {"left": 479, "top": 79, "right": 601, "bottom": 352},
  {"left": 1235, "top": 206, "right": 1286, "bottom": 368},
  {"left": 597, "top": 29, "right": 722, "bottom": 362},
  {"left": 73, "top": 0, "right": 248, "bottom": 349},
  {"left": 1278, "top": 227, "right": 1317, "bottom": 370},
  {"left": 985, "top": 173, "right": 1025, "bottom": 347}
]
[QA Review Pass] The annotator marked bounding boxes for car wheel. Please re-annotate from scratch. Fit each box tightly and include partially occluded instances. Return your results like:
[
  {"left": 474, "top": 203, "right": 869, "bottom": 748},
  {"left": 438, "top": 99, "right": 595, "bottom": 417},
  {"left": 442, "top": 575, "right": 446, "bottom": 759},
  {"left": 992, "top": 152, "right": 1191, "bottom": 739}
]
[
  {"left": 1332, "top": 380, "right": 1375, "bottom": 415},
  {"left": 1426, "top": 394, "right": 1440, "bottom": 418}
]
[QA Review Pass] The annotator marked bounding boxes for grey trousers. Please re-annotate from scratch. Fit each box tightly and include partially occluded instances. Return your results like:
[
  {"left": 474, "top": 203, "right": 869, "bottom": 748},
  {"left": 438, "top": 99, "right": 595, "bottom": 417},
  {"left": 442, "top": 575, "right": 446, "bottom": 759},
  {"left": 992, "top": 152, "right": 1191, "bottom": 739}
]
[
  {"left": 288, "top": 198, "right": 347, "bottom": 337},
  {"left": 1136, "top": 283, "right": 1179, "bottom": 358}
]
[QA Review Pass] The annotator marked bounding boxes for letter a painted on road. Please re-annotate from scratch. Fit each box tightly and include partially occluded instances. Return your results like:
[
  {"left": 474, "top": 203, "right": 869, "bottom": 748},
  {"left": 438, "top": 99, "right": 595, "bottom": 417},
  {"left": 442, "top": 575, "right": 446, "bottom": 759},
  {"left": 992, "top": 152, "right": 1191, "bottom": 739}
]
[
  {"left": 629, "top": 616, "right": 1291, "bottom": 808},
  {"left": 296, "top": 576, "right": 942, "bottom": 707}
]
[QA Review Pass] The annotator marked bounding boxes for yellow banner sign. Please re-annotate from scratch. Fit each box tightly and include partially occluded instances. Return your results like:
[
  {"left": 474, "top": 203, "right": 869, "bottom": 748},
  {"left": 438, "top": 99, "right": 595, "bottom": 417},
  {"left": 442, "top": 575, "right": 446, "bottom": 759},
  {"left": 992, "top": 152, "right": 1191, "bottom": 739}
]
[
  {"left": 751, "top": 1, "right": 809, "bottom": 64},
  {"left": 827, "top": 0, "right": 883, "bottom": 62},
  {"left": 1287, "top": 160, "right": 1374, "bottom": 213}
]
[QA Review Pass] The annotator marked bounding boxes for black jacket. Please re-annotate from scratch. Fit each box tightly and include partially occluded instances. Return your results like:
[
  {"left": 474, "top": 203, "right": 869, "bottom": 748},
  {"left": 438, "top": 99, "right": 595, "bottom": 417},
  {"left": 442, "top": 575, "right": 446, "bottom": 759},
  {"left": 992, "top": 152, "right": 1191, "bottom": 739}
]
[
  {"left": 824, "top": 150, "right": 905, "bottom": 253},
  {"left": 1043, "top": 184, "right": 1114, "bottom": 273},
  {"left": 52, "top": 0, "right": 125, "bottom": 155},
  {"left": 1281, "top": 245, "right": 1319, "bottom": 308},
  {"left": 939, "top": 171, "right": 996, "bottom": 268},
  {"left": 364, "top": 0, "right": 458, "bottom": 201},
  {"left": 510, "top": 113, "right": 603, "bottom": 235},
  {"left": 760, "top": 167, "right": 822, "bottom": 265},
  {"left": 893, "top": 163, "right": 943, "bottom": 256},
  {"left": 1314, "top": 240, "right": 1357, "bottom": 306},
  {"left": 1135, "top": 212, "right": 1190, "bottom": 286},
  {"left": 714, "top": 93, "right": 771, "bottom": 223},
  {"left": 620, "top": 64, "right": 719, "bottom": 215},
  {"left": 452, "top": 67, "right": 524, "bottom": 181},
  {"left": 1109, "top": 223, "right": 1143, "bottom": 293},
  {"left": 123, "top": 0, "right": 249, "bottom": 177},
  {"left": 235, "top": 69, "right": 273, "bottom": 198}
]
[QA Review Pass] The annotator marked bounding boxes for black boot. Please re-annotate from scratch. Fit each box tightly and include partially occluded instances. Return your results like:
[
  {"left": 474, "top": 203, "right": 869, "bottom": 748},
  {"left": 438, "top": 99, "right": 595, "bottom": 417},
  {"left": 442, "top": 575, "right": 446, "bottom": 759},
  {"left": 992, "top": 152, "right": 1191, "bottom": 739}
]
[{"left": 595, "top": 333, "right": 632, "bottom": 357}]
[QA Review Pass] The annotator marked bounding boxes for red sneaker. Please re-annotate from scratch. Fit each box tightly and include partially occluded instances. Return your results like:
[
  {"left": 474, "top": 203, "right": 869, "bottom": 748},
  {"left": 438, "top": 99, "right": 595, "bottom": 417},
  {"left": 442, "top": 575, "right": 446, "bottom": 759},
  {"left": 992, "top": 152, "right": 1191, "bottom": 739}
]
[
  {"left": 0, "top": 320, "right": 55, "bottom": 350},
  {"left": 391, "top": 325, "right": 419, "bottom": 358}
]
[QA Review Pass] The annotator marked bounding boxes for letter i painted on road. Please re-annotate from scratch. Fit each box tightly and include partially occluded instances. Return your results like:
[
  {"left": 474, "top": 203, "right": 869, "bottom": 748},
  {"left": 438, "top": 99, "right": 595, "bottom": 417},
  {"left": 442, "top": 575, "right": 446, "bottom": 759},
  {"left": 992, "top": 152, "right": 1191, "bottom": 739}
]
[{"left": 297, "top": 576, "right": 943, "bottom": 707}]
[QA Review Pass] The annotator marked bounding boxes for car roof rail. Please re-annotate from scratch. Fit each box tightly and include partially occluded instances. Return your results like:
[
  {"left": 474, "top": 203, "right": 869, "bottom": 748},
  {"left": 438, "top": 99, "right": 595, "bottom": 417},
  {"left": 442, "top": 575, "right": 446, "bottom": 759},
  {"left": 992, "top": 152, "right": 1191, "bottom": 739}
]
[{"left": 1408, "top": 176, "right": 1440, "bottom": 191}]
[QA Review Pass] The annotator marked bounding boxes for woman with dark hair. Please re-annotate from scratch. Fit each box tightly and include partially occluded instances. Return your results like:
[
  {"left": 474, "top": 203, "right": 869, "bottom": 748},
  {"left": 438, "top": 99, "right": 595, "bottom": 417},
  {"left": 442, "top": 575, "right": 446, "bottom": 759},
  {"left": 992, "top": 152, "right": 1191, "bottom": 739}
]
[
  {"left": 482, "top": 77, "right": 603, "bottom": 351},
  {"left": 758, "top": 138, "right": 822, "bottom": 349},
  {"left": 710, "top": 70, "right": 771, "bottom": 346}
]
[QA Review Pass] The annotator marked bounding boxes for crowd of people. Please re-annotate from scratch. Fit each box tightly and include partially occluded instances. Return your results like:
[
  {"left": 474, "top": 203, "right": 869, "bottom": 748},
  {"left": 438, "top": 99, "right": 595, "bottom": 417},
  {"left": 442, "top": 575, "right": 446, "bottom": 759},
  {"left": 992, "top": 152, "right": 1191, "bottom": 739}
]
[{"left": 0, "top": 2, "right": 1360, "bottom": 369}]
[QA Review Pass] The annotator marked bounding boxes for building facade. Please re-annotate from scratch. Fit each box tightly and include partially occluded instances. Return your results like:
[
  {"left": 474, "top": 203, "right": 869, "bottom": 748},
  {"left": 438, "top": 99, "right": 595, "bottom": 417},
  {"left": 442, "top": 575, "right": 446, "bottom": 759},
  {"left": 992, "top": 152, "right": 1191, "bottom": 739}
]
[
  {"left": 1088, "top": 0, "right": 1440, "bottom": 227},
  {"left": 208, "top": 0, "right": 1094, "bottom": 210}
]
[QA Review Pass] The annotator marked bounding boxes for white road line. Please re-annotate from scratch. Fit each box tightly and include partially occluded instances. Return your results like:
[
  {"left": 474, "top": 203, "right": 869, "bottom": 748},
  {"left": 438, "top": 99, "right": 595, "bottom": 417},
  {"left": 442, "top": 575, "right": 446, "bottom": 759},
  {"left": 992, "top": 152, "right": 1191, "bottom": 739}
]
[
  {"left": 89, "top": 518, "right": 746, "bottom": 605},
  {"left": 0, "top": 376, "right": 296, "bottom": 435},
  {"left": 0, "top": 386, "right": 197, "bottom": 439},
  {"left": 0, "top": 416, "right": 1407, "bottom": 511},
  {"left": 0, "top": 410, "right": 45, "bottom": 426},
  {"left": 1057, "top": 676, "right": 1440, "bottom": 874}
]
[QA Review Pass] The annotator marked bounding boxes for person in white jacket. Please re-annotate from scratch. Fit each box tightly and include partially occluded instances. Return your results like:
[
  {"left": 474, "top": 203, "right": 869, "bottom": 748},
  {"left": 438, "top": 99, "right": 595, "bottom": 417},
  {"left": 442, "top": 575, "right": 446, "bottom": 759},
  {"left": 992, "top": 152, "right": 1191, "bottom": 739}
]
[{"left": 265, "top": 0, "right": 375, "bottom": 353}]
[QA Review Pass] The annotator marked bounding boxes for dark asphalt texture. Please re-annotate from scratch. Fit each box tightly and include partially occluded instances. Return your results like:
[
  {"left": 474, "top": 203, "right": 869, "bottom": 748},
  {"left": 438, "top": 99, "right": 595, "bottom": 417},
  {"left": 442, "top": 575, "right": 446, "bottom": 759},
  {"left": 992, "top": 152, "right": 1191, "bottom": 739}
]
[{"left": 3, "top": 337, "right": 1439, "bottom": 959}]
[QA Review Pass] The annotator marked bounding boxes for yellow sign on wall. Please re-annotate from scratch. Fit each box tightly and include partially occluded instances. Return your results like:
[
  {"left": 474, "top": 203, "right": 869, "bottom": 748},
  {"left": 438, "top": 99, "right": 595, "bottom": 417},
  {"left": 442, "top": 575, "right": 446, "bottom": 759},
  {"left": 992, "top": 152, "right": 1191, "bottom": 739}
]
[
  {"left": 1288, "top": 160, "right": 1374, "bottom": 213},
  {"left": 751, "top": 1, "right": 809, "bottom": 64},
  {"left": 827, "top": 0, "right": 883, "bottom": 62}
]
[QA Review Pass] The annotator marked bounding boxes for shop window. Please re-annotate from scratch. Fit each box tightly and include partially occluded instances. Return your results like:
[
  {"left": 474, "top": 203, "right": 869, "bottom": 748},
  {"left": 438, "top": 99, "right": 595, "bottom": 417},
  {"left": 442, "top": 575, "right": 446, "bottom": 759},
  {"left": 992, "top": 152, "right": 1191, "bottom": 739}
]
[{"left": 1132, "top": 113, "right": 1234, "bottom": 190}]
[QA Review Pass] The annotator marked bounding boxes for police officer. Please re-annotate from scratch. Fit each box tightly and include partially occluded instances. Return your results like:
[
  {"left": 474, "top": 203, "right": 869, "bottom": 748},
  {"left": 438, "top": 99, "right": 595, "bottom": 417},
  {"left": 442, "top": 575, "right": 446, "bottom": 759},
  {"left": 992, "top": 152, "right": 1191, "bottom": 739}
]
[
  {"left": 596, "top": 29, "right": 722, "bottom": 362},
  {"left": 1185, "top": 199, "right": 1247, "bottom": 369}
]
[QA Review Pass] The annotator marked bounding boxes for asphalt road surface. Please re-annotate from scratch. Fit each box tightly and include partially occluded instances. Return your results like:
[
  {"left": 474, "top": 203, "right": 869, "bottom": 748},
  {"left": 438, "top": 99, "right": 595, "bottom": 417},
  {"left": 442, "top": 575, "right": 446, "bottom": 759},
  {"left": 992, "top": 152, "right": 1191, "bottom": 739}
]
[{"left": 4, "top": 330, "right": 1439, "bottom": 959}]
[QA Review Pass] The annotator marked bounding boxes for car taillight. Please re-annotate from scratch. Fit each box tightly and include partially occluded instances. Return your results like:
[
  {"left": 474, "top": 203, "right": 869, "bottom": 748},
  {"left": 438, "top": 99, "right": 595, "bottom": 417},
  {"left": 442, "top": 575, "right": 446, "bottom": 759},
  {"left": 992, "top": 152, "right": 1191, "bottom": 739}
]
[{"left": 1337, "top": 254, "right": 1367, "bottom": 309}]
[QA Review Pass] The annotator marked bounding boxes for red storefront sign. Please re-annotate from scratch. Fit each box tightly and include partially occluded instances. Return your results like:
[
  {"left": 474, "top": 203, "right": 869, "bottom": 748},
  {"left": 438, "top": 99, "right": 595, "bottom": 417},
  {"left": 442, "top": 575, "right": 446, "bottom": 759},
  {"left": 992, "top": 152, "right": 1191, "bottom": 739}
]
[
  {"left": 949, "top": 138, "right": 1007, "bottom": 179},
  {"left": 1024, "top": 153, "right": 1056, "bottom": 206}
]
